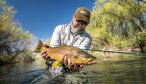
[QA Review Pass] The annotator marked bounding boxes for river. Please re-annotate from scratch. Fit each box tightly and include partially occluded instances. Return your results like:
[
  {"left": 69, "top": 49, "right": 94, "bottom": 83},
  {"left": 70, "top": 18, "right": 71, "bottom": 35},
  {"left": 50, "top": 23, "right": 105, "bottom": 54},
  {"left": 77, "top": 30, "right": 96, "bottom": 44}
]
[{"left": 0, "top": 54, "right": 146, "bottom": 84}]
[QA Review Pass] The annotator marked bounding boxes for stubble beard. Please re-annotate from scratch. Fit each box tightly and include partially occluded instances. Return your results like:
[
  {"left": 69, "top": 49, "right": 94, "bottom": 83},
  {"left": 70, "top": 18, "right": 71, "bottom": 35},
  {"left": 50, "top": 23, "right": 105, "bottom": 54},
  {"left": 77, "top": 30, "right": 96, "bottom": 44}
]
[{"left": 74, "top": 26, "right": 85, "bottom": 34}]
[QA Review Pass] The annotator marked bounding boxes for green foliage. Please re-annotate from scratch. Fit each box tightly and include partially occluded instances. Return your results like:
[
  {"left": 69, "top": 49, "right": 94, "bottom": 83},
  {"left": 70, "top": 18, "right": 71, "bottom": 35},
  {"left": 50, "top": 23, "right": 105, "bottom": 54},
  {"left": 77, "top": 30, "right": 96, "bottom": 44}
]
[
  {"left": 87, "top": 0, "right": 146, "bottom": 50},
  {"left": 111, "top": 35, "right": 130, "bottom": 49},
  {"left": 0, "top": 0, "right": 6, "bottom": 5},
  {"left": 0, "top": 1, "right": 34, "bottom": 63},
  {"left": 137, "top": 31, "right": 146, "bottom": 43},
  {"left": 133, "top": 31, "right": 146, "bottom": 47},
  {"left": 45, "top": 38, "right": 51, "bottom": 46},
  {"left": 87, "top": 27, "right": 111, "bottom": 49}
]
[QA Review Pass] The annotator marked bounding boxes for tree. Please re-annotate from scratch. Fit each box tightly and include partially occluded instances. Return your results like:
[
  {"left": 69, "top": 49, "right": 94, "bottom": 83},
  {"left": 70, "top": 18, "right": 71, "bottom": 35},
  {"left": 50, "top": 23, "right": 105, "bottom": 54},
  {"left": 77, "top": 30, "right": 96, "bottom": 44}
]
[
  {"left": 0, "top": 0, "right": 34, "bottom": 63},
  {"left": 87, "top": 0, "right": 146, "bottom": 51}
]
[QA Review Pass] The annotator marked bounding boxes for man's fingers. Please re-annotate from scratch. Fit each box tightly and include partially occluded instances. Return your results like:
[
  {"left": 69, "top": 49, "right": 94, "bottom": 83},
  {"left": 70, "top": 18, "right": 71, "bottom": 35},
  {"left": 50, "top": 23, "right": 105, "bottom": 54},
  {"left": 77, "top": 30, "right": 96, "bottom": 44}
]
[
  {"left": 72, "top": 64, "right": 77, "bottom": 69},
  {"left": 71, "top": 58, "right": 74, "bottom": 65},
  {"left": 63, "top": 56, "right": 82, "bottom": 69},
  {"left": 79, "top": 65, "right": 84, "bottom": 68},
  {"left": 70, "top": 58, "right": 77, "bottom": 69},
  {"left": 64, "top": 56, "right": 67, "bottom": 65},
  {"left": 67, "top": 58, "right": 77, "bottom": 69},
  {"left": 45, "top": 56, "right": 50, "bottom": 60},
  {"left": 41, "top": 50, "right": 46, "bottom": 55},
  {"left": 42, "top": 53, "right": 47, "bottom": 57},
  {"left": 68, "top": 58, "right": 71, "bottom": 66},
  {"left": 42, "top": 55, "right": 50, "bottom": 60},
  {"left": 41, "top": 50, "right": 50, "bottom": 60}
]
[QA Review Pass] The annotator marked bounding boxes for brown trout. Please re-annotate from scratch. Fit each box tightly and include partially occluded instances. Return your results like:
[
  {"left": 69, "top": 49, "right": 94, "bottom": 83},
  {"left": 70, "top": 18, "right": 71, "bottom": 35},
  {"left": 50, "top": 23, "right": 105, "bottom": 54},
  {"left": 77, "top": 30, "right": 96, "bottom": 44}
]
[{"left": 34, "top": 40, "right": 96, "bottom": 65}]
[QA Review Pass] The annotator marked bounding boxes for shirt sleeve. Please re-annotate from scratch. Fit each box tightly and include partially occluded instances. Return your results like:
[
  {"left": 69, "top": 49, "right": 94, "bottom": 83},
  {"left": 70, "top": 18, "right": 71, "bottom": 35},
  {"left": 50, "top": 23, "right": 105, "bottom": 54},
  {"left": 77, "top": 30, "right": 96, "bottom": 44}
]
[
  {"left": 50, "top": 25, "right": 62, "bottom": 47},
  {"left": 79, "top": 36, "right": 92, "bottom": 52}
]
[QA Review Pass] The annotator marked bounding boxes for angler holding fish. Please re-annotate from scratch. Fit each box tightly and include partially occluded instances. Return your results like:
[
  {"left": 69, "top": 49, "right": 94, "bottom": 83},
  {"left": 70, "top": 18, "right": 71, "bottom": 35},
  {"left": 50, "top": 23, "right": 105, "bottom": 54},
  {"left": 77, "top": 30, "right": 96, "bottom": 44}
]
[
  {"left": 35, "top": 7, "right": 96, "bottom": 75},
  {"left": 35, "top": 7, "right": 96, "bottom": 72}
]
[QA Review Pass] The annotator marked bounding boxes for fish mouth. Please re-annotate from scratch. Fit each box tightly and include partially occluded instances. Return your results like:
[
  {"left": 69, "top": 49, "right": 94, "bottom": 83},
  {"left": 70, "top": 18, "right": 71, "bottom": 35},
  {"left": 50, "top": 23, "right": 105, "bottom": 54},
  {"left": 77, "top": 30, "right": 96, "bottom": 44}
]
[
  {"left": 86, "top": 60, "right": 97, "bottom": 64},
  {"left": 85, "top": 58, "right": 97, "bottom": 65}
]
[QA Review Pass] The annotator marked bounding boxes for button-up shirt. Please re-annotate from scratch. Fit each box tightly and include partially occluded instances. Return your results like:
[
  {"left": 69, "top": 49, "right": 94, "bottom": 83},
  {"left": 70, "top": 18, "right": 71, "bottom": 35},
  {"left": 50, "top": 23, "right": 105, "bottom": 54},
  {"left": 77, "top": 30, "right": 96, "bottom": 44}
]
[{"left": 49, "top": 22, "right": 92, "bottom": 51}]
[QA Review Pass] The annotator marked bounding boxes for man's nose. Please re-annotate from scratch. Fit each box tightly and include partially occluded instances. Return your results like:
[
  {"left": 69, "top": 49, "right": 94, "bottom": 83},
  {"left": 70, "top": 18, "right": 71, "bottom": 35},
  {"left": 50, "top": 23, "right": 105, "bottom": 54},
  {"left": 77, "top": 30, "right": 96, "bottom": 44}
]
[
  {"left": 78, "top": 24, "right": 83, "bottom": 28},
  {"left": 78, "top": 23, "right": 86, "bottom": 28}
]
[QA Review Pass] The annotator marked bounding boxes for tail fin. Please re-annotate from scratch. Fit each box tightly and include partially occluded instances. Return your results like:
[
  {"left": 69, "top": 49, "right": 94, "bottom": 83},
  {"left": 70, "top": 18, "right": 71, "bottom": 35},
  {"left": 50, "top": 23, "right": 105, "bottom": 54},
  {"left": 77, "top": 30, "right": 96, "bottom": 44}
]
[{"left": 34, "top": 40, "right": 44, "bottom": 53}]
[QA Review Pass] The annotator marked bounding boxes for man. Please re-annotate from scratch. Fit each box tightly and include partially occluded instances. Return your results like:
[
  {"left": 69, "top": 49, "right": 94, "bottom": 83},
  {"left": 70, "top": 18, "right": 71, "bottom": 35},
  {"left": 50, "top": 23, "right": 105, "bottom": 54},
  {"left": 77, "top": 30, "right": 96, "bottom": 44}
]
[{"left": 42, "top": 7, "right": 92, "bottom": 74}]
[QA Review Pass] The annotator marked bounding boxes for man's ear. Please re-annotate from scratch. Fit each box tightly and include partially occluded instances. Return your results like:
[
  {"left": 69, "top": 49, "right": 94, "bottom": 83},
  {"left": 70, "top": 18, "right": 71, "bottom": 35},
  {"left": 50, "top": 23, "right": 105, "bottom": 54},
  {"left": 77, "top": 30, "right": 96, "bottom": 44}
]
[
  {"left": 73, "top": 14, "right": 75, "bottom": 18},
  {"left": 72, "top": 15, "right": 76, "bottom": 20},
  {"left": 73, "top": 14, "right": 77, "bottom": 22}
]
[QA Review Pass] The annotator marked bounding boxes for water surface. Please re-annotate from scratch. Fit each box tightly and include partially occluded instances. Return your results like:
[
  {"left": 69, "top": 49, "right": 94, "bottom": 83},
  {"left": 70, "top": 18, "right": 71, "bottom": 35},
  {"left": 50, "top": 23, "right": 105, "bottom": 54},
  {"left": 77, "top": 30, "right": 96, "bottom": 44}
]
[{"left": 0, "top": 54, "right": 146, "bottom": 84}]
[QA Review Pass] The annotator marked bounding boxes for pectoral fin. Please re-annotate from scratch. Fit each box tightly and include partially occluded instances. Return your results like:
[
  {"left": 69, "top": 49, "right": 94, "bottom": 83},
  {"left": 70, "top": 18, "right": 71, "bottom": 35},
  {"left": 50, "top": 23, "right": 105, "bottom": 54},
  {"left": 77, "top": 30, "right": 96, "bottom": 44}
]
[{"left": 52, "top": 61, "right": 62, "bottom": 69}]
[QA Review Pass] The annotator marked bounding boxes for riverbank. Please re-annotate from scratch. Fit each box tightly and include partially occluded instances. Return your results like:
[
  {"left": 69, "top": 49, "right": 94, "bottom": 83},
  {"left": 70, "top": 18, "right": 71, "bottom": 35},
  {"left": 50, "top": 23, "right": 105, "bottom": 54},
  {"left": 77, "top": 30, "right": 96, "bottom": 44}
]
[
  {"left": 0, "top": 55, "right": 35, "bottom": 66},
  {"left": 90, "top": 48, "right": 146, "bottom": 63}
]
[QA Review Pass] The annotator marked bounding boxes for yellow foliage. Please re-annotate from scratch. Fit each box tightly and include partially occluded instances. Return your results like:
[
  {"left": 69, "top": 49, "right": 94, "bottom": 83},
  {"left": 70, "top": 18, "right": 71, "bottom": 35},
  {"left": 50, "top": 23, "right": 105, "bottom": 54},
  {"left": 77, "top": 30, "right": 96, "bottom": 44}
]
[
  {"left": 97, "top": 0, "right": 107, "bottom": 3},
  {"left": 104, "top": 2, "right": 113, "bottom": 11},
  {"left": 97, "top": 8, "right": 104, "bottom": 15},
  {"left": 87, "top": 0, "right": 146, "bottom": 49}
]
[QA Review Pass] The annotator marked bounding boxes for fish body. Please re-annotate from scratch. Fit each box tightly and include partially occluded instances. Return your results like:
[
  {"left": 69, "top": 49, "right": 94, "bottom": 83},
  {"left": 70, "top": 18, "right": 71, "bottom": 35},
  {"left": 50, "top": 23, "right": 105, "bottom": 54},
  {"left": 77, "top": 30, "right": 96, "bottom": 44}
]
[{"left": 34, "top": 40, "right": 96, "bottom": 65}]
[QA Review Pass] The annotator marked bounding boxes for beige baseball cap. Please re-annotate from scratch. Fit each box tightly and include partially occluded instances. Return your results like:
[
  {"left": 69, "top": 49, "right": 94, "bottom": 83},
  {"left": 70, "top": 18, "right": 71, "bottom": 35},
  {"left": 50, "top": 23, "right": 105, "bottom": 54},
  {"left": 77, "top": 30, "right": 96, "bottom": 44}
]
[{"left": 75, "top": 7, "right": 90, "bottom": 24}]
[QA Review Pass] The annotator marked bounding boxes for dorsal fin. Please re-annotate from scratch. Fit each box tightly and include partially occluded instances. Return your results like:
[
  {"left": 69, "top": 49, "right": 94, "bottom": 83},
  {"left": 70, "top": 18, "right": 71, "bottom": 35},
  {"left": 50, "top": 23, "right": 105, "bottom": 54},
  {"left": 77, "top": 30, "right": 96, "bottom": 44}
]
[{"left": 34, "top": 40, "right": 44, "bottom": 53}]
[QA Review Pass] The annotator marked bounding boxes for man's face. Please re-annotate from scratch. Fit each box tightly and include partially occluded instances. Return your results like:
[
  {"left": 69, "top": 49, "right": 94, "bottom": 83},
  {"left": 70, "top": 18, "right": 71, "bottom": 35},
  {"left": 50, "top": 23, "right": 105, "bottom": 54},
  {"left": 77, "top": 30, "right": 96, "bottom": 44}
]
[{"left": 73, "top": 15, "right": 87, "bottom": 34}]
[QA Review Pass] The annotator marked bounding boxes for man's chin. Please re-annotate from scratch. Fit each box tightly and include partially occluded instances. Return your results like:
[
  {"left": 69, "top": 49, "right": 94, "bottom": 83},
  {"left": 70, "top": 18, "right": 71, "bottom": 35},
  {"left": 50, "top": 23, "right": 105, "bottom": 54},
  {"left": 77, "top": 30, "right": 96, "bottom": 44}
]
[
  {"left": 74, "top": 28, "right": 85, "bottom": 34},
  {"left": 75, "top": 30, "right": 84, "bottom": 34}
]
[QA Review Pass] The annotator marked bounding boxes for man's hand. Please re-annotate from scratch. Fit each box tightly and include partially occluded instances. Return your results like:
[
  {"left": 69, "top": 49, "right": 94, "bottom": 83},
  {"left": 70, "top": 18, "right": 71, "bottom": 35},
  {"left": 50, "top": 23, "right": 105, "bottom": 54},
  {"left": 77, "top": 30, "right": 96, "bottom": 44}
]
[
  {"left": 63, "top": 55, "right": 84, "bottom": 69},
  {"left": 41, "top": 43, "right": 84, "bottom": 69},
  {"left": 41, "top": 50, "right": 50, "bottom": 60},
  {"left": 41, "top": 43, "right": 50, "bottom": 60}
]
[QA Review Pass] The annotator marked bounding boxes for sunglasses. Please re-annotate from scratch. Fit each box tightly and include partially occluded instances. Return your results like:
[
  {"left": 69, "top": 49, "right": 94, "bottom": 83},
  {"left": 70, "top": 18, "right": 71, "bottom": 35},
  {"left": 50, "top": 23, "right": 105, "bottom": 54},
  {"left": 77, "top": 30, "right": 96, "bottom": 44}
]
[{"left": 76, "top": 20, "right": 87, "bottom": 27}]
